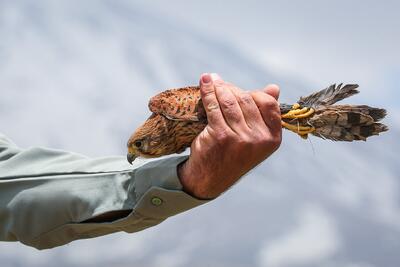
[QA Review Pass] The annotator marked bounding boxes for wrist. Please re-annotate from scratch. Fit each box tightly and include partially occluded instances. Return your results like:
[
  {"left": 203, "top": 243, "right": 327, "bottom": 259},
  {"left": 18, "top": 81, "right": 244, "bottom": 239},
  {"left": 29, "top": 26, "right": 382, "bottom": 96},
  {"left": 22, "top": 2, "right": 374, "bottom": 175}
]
[{"left": 177, "top": 160, "right": 216, "bottom": 200}]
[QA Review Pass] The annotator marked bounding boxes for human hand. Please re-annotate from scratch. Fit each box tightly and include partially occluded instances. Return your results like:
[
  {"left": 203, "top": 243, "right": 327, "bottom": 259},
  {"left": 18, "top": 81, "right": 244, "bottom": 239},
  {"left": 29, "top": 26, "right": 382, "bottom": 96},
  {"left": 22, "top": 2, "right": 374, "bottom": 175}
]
[{"left": 178, "top": 73, "right": 282, "bottom": 199}]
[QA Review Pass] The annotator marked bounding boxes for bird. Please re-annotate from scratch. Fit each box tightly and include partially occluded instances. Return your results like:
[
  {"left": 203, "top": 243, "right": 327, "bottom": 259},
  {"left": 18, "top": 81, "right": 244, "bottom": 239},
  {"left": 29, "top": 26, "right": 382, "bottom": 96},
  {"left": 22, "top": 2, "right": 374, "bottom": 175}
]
[{"left": 126, "top": 83, "right": 388, "bottom": 163}]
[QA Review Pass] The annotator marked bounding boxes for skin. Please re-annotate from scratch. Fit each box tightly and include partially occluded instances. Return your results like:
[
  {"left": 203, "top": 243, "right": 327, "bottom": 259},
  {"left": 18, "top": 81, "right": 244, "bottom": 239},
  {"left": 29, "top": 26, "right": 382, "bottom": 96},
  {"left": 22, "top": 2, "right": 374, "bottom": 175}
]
[
  {"left": 178, "top": 73, "right": 282, "bottom": 199},
  {"left": 86, "top": 73, "right": 281, "bottom": 222}
]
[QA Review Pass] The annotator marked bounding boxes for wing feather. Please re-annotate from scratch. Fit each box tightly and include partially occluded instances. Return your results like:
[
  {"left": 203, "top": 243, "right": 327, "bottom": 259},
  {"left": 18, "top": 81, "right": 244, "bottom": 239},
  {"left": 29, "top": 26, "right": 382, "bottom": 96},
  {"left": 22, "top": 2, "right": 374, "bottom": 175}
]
[
  {"left": 148, "top": 86, "right": 206, "bottom": 122},
  {"left": 299, "top": 84, "right": 359, "bottom": 108}
]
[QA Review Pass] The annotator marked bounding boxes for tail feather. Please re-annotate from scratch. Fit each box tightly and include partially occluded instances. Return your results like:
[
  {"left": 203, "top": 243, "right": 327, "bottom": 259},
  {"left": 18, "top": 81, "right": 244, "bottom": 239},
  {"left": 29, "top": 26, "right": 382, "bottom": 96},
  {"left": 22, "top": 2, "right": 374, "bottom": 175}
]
[
  {"left": 322, "top": 105, "right": 386, "bottom": 121},
  {"left": 351, "top": 123, "right": 389, "bottom": 140},
  {"left": 306, "top": 103, "right": 388, "bottom": 141},
  {"left": 299, "top": 84, "right": 359, "bottom": 108},
  {"left": 313, "top": 123, "right": 388, "bottom": 142},
  {"left": 356, "top": 105, "right": 387, "bottom": 121},
  {"left": 313, "top": 125, "right": 354, "bottom": 141},
  {"left": 310, "top": 105, "right": 387, "bottom": 127}
]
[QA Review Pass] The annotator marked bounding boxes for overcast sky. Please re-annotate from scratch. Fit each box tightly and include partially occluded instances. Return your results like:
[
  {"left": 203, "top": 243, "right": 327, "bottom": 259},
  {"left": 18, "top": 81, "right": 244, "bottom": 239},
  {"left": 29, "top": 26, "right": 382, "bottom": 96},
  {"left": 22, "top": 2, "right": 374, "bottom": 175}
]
[
  {"left": 142, "top": 0, "right": 400, "bottom": 119},
  {"left": 140, "top": 1, "right": 399, "bottom": 85},
  {"left": 0, "top": 1, "right": 399, "bottom": 267}
]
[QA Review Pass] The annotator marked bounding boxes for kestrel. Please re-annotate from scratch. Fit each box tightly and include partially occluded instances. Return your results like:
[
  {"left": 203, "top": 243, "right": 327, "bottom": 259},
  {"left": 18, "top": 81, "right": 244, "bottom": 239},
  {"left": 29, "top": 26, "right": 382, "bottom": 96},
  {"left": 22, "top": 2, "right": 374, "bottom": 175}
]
[{"left": 127, "top": 84, "right": 387, "bottom": 163}]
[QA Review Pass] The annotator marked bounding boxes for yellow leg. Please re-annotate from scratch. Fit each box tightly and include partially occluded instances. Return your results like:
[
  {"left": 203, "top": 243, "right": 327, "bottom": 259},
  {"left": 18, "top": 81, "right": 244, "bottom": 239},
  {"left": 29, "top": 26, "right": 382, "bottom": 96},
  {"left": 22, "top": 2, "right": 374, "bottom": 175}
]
[
  {"left": 281, "top": 103, "right": 316, "bottom": 138},
  {"left": 281, "top": 121, "right": 315, "bottom": 138},
  {"left": 281, "top": 103, "right": 315, "bottom": 119},
  {"left": 281, "top": 121, "right": 315, "bottom": 136}
]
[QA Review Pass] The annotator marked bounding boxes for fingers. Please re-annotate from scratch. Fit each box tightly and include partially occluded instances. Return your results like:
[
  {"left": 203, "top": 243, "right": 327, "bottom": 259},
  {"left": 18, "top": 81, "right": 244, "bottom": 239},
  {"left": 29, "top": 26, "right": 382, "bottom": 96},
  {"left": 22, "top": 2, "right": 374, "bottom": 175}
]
[
  {"left": 199, "top": 73, "right": 226, "bottom": 131},
  {"left": 214, "top": 81, "right": 248, "bottom": 134},
  {"left": 263, "top": 84, "right": 280, "bottom": 100},
  {"left": 231, "top": 89, "right": 265, "bottom": 129},
  {"left": 251, "top": 91, "right": 282, "bottom": 136},
  {"left": 200, "top": 73, "right": 281, "bottom": 139}
]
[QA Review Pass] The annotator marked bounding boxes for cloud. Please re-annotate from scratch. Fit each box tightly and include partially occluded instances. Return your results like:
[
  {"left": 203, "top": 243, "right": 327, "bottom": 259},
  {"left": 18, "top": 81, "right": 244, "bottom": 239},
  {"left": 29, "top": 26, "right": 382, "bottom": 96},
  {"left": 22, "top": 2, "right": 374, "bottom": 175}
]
[
  {"left": 258, "top": 204, "right": 341, "bottom": 267},
  {"left": 323, "top": 262, "right": 375, "bottom": 267},
  {"left": 0, "top": 1, "right": 399, "bottom": 267},
  {"left": 139, "top": 0, "right": 400, "bottom": 101}
]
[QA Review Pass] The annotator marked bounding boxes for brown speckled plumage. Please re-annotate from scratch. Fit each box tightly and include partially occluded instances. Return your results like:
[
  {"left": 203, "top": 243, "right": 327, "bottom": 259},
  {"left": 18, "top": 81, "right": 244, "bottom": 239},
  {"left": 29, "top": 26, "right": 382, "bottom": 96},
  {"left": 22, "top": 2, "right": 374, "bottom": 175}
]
[
  {"left": 127, "top": 84, "right": 388, "bottom": 159},
  {"left": 148, "top": 86, "right": 206, "bottom": 122}
]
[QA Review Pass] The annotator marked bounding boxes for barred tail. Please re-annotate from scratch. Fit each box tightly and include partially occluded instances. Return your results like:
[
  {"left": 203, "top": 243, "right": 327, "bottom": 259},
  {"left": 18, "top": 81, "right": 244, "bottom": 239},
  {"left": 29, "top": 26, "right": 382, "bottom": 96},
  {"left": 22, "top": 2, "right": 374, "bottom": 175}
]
[
  {"left": 309, "top": 105, "right": 388, "bottom": 141},
  {"left": 313, "top": 123, "right": 388, "bottom": 141}
]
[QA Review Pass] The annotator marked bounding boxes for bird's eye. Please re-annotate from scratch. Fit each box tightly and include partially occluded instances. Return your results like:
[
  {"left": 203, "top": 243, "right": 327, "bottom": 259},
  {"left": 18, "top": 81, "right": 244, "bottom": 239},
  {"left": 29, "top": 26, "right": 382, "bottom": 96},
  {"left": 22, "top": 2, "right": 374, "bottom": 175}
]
[{"left": 134, "top": 140, "right": 143, "bottom": 148}]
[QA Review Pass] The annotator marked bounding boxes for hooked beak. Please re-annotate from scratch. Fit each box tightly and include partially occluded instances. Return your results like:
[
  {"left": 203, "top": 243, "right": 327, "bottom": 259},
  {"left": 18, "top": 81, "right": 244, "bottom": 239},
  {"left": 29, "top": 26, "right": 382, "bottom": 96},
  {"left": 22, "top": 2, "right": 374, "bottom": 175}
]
[{"left": 127, "top": 152, "right": 137, "bottom": 164}]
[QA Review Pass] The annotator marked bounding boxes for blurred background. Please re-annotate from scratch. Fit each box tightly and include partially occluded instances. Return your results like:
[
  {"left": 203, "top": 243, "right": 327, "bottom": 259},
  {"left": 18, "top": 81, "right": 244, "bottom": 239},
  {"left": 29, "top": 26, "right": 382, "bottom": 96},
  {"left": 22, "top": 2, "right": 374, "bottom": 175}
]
[{"left": 0, "top": 1, "right": 399, "bottom": 266}]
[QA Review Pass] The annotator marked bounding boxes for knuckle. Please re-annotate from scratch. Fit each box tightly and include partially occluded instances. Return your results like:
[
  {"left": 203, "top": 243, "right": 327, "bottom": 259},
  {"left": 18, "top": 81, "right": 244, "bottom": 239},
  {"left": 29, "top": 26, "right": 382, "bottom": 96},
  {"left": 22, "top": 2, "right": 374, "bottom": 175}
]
[
  {"left": 253, "top": 133, "right": 269, "bottom": 146},
  {"left": 265, "top": 135, "right": 282, "bottom": 150},
  {"left": 200, "top": 84, "right": 215, "bottom": 96},
  {"left": 273, "top": 111, "right": 283, "bottom": 123},
  {"left": 238, "top": 93, "right": 254, "bottom": 105},
  {"left": 220, "top": 98, "right": 236, "bottom": 109},
  {"left": 264, "top": 111, "right": 281, "bottom": 127},
  {"left": 236, "top": 136, "right": 253, "bottom": 149},
  {"left": 201, "top": 88, "right": 215, "bottom": 99},
  {"left": 263, "top": 98, "right": 279, "bottom": 111},
  {"left": 264, "top": 96, "right": 276, "bottom": 106},
  {"left": 206, "top": 101, "right": 220, "bottom": 113},
  {"left": 252, "top": 130, "right": 281, "bottom": 149},
  {"left": 215, "top": 129, "right": 233, "bottom": 143},
  {"left": 272, "top": 100, "right": 280, "bottom": 111},
  {"left": 228, "top": 112, "right": 242, "bottom": 123}
]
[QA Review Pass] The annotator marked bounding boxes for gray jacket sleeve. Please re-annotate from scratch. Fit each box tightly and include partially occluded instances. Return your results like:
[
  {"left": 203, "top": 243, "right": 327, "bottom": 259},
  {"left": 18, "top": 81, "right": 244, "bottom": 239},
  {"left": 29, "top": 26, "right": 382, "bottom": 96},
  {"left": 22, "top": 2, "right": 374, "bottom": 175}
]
[{"left": 0, "top": 133, "right": 208, "bottom": 250}]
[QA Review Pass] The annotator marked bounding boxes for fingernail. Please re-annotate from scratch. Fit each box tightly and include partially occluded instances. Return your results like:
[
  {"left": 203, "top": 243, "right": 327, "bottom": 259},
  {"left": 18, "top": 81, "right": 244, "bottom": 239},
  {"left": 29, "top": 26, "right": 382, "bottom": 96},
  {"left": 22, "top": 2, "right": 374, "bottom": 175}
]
[
  {"left": 201, "top": 74, "right": 212, "bottom": 84},
  {"left": 210, "top": 73, "right": 221, "bottom": 81}
]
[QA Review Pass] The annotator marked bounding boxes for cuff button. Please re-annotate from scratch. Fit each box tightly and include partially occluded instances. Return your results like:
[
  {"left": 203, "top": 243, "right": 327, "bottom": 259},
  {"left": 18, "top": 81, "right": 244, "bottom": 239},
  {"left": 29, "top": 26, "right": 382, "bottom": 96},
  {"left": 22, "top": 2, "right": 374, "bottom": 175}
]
[{"left": 151, "top": 197, "right": 163, "bottom": 206}]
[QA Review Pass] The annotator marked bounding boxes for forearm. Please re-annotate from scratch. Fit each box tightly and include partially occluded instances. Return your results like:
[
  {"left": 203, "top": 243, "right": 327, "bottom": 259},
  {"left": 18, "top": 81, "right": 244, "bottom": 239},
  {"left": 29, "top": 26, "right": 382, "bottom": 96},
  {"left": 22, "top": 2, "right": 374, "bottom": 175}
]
[{"left": 0, "top": 133, "right": 207, "bottom": 250}]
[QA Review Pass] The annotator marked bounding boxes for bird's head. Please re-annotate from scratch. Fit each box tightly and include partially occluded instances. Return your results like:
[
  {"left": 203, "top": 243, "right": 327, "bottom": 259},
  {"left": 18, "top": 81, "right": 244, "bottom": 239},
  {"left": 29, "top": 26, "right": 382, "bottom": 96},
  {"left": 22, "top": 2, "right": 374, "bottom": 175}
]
[{"left": 126, "top": 114, "right": 172, "bottom": 164}]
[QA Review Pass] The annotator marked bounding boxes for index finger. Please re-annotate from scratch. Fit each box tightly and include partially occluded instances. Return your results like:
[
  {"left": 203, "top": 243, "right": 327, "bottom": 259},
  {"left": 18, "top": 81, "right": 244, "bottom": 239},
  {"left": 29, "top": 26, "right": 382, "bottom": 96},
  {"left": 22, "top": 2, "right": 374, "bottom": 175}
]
[{"left": 199, "top": 73, "right": 227, "bottom": 130}]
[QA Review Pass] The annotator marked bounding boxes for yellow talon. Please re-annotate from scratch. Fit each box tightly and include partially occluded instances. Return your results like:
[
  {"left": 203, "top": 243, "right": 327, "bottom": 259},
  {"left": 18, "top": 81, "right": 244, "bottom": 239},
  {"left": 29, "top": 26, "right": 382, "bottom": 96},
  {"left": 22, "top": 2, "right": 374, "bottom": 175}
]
[
  {"left": 292, "top": 103, "right": 301, "bottom": 109},
  {"left": 281, "top": 107, "right": 307, "bottom": 118},
  {"left": 281, "top": 103, "right": 315, "bottom": 119},
  {"left": 281, "top": 121, "right": 315, "bottom": 132},
  {"left": 294, "top": 108, "right": 315, "bottom": 119},
  {"left": 280, "top": 103, "right": 316, "bottom": 138},
  {"left": 281, "top": 121, "right": 316, "bottom": 138}
]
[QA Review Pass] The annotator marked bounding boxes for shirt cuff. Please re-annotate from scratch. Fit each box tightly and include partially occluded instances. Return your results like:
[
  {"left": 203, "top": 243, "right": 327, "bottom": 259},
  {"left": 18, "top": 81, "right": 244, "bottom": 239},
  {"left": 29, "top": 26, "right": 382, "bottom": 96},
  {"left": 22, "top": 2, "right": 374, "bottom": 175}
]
[{"left": 131, "top": 155, "right": 209, "bottom": 220}]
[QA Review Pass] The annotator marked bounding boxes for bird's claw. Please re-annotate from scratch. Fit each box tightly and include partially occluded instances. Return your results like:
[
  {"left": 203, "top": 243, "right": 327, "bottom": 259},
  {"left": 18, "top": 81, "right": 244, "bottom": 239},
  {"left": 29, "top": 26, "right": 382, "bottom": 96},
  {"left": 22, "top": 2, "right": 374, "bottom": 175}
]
[
  {"left": 281, "top": 103, "right": 315, "bottom": 119},
  {"left": 281, "top": 103, "right": 316, "bottom": 138},
  {"left": 281, "top": 121, "right": 315, "bottom": 138}
]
